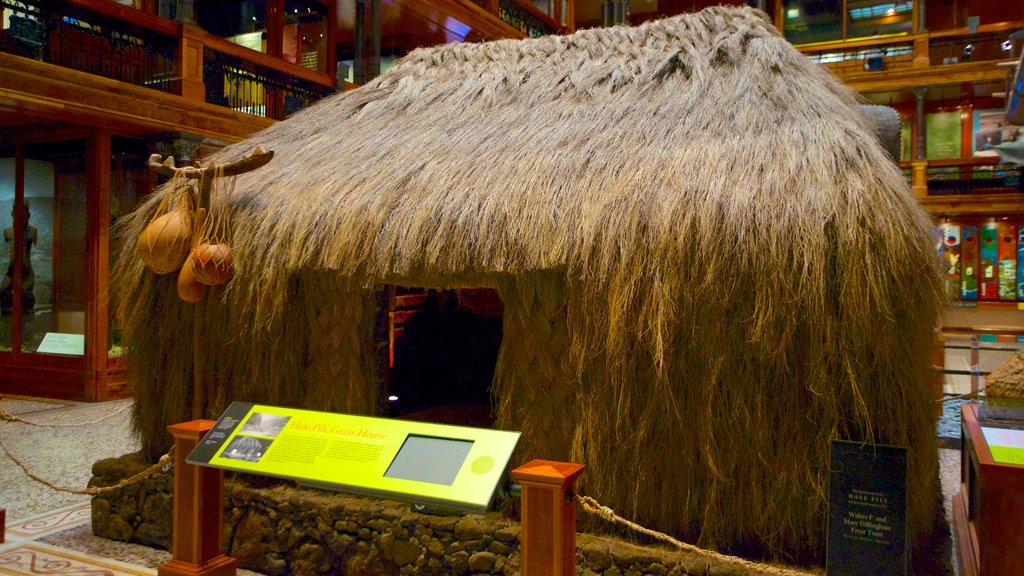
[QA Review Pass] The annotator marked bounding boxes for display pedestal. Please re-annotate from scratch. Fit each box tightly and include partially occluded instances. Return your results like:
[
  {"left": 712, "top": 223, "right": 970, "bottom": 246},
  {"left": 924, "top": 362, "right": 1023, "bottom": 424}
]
[
  {"left": 158, "top": 420, "right": 236, "bottom": 576},
  {"left": 953, "top": 403, "right": 1024, "bottom": 576},
  {"left": 511, "top": 460, "right": 585, "bottom": 576}
]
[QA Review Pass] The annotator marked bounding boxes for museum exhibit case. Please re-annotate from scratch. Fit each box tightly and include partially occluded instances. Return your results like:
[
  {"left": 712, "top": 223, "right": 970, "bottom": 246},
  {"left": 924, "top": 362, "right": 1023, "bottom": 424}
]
[{"left": 0, "top": 132, "right": 152, "bottom": 400}]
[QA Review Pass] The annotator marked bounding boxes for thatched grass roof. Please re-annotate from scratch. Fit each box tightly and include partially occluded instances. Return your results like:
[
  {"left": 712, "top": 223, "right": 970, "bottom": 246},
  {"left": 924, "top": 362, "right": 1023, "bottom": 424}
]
[{"left": 115, "top": 5, "right": 944, "bottom": 566}]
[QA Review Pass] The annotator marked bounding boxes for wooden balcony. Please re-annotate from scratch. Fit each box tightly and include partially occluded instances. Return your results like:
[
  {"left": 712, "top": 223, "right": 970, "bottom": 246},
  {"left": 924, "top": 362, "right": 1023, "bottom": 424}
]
[
  {"left": 902, "top": 158, "right": 1024, "bottom": 216},
  {"left": 0, "top": 0, "right": 342, "bottom": 140},
  {"left": 796, "top": 21, "right": 1021, "bottom": 92}
]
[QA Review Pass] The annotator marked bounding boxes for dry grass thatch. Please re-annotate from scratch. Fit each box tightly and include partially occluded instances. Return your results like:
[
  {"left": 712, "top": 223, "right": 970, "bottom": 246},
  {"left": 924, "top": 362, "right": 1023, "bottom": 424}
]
[
  {"left": 113, "top": 6, "right": 943, "bottom": 565},
  {"left": 986, "top": 352, "right": 1024, "bottom": 398}
]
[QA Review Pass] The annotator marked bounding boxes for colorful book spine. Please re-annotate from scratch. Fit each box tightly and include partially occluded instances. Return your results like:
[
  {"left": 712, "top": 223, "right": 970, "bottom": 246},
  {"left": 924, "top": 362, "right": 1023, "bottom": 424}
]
[
  {"left": 941, "top": 224, "right": 961, "bottom": 300},
  {"left": 979, "top": 222, "right": 998, "bottom": 301},
  {"left": 1018, "top": 225, "right": 1024, "bottom": 301},
  {"left": 998, "top": 222, "right": 1017, "bottom": 301},
  {"left": 962, "top": 225, "right": 978, "bottom": 300}
]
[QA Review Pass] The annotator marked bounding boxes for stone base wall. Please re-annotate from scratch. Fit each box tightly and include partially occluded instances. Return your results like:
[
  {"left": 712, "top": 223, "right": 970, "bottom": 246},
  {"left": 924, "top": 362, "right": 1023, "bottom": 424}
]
[{"left": 90, "top": 453, "right": 786, "bottom": 575}]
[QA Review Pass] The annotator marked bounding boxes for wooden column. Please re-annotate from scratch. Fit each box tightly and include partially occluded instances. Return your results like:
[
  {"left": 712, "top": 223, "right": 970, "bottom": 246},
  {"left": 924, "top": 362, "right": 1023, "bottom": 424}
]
[
  {"left": 325, "top": 0, "right": 337, "bottom": 81},
  {"left": 368, "top": 0, "right": 381, "bottom": 80},
  {"left": 353, "top": 0, "right": 365, "bottom": 84},
  {"left": 913, "top": 36, "right": 930, "bottom": 68},
  {"left": 1, "top": 507, "right": 6, "bottom": 543},
  {"left": 85, "top": 129, "right": 111, "bottom": 401},
  {"left": 179, "top": 24, "right": 206, "bottom": 103},
  {"left": 511, "top": 460, "right": 585, "bottom": 576},
  {"left": 912, "top": 86, "right": 928, "bottom": 197},
  {"left": 266, "top": 0, "right": 283, "bottom": 60},
  {"left": 158, "top": 420, "right": 236, "bottom": 576}
]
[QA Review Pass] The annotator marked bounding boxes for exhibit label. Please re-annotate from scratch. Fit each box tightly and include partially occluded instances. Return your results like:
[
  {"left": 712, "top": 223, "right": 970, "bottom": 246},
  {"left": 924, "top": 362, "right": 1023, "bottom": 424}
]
[
  {"left": 188, "top": 402, "right": 520, "bottom": 512},
  {"left": 826, "top": 440, "right": 907, "bottom": 576},
  {"left": 36, "top": 332, "right": 85, "bottom": 356},
  {"left": 981, "top": 426, "right": 1024, "bottom": 465}
]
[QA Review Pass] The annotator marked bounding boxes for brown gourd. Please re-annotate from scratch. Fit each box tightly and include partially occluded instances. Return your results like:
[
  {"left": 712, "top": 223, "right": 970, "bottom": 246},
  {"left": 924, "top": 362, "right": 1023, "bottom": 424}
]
[{"left": 137, "top": 207, "right": 192, "bottom": 274}]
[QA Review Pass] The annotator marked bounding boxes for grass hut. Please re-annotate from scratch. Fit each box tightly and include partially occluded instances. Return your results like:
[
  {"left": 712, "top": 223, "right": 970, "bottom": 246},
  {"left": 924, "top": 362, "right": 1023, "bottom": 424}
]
[{"left": 114, "top": 5, "right": 943, "bottom": 566}]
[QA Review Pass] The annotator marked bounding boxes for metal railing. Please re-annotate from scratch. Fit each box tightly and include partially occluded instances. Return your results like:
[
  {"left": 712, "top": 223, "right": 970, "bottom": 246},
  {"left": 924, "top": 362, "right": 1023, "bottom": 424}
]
[
  {"left": 0, "top": 0, "right": 178, "bottom": 93},
  {"left": 926, "top": 162, "right": 1024, "bottom": 196},
  {"left": 939, "top": 328, "right": 1024, "bottom": 398},
  {"left": 498, "top": 0, "right": 559, "bottom": 37},
  {"left": 203, "top": 48, "right": 334, "bottom": 120}
]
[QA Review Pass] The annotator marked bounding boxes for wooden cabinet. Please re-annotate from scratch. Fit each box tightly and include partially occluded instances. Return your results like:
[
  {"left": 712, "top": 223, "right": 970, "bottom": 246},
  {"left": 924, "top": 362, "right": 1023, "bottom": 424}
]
[{"left": 953, "top": 403, "right": 1024, "bottom": 576}]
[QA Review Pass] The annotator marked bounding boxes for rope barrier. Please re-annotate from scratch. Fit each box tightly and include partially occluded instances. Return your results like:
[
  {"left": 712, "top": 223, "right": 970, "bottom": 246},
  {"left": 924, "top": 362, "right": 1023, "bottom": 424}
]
[
  {"left": 0, "top": 396, "right": 170, "bottom": 495},
  {"left": 576, "top": 494, "right": 816, "bottom": 576},
  {"left": 0, "top": 432, "right": 173, "bottom": 496},
  {"left": 0, "top": 401, "right": 132, "bottom": 428},
  {"left": 938, "top": 392, "right": 974, "bottom": 403}
]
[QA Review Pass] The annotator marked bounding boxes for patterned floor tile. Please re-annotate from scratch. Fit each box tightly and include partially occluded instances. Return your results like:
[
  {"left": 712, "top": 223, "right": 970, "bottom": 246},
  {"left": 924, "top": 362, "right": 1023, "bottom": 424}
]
[
  {"left": 0, "top": 542, "right": 155, "bottom": 575},
  {"left": 6, "top": 503, "right": 92, "bottom": 540}
]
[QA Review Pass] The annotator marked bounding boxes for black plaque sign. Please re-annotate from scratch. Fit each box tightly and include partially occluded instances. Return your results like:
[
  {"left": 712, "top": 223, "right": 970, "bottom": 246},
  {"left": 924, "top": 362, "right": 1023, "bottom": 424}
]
[{"left": 826, "top": 440, "right": 908, "bottom": 576}]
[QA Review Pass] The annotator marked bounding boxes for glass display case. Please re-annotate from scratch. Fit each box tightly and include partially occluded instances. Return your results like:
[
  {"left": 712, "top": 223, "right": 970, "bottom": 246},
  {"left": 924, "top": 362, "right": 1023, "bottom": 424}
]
[{"left": 0, "top": 131, "right": 142, "bottom": 400}]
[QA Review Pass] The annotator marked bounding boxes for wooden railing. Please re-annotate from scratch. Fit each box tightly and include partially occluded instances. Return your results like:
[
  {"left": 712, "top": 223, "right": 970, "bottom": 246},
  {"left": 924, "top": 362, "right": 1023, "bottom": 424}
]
[
  {"left": 0, "top": 0, "right": 336, "bottom": 120},
  {"left": 795, "top": 20, "right": 1022, "bottom": 74},
  {"left": 900, "top": 157, "right": 1024, "bottom": 196},
  {"left": 468, "top": 0, "right": 570, "bottom": 36}
]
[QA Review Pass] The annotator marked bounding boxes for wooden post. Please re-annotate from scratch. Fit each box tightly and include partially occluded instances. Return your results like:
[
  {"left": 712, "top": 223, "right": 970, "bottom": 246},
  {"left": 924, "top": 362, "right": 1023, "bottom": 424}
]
[
  {"left": 158, "top": 420, "right": 236, "bottom": 576},
  {"left": 911, "top": 160, "right": 928, "bottom": 197},
  {"left": 912, "top": 36, "right": 930, "bottom": 68},
  {"left": 179, "top": 24, "right": 206, "bottom": 103},
  {"left": 146, "top": 147, "right": 273, "bottom": 420},
  {"left": 1, "top": 507, "right": 6, "bottom": 543},
  {"left": 510, "top": 459, "right": 585, "bottom": 576}
]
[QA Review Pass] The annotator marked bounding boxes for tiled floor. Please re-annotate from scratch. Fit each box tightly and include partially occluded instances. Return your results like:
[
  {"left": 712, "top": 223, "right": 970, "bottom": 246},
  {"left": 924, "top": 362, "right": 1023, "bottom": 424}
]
[
  {"left": 1, "top": 394, "right": 963, "bottom": 575},
  {"left": 0, "top": 395, "right": 169, "bottom": 576}
]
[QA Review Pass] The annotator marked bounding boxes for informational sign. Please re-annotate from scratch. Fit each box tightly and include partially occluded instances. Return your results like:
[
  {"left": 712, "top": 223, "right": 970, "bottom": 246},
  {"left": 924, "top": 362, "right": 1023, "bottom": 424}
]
[
  {"left": 826, "top": 441, "right": 908, "bottom": 576},
  {"left": 981, "top": 426, "right": 1024, "bottom": 466},
  {"left": 36, "top": 332, "right": 85, "bottom": 356},
  {"left": 189, "top": 402, "right": 520, "bottom": 512},
  {"left": 926, "top": 111, "right": 961, "bottom": 160}
]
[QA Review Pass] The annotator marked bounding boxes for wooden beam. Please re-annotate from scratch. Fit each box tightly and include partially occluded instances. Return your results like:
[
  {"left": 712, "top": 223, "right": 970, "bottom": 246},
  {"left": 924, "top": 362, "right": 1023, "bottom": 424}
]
[
  {"left": 0, "top": 53, "right": 273, "bottom": 141},
  {"left": 839, "top": 61, "right": 1009, "bottom": 92},
  {"left": 921, "top": 194, "right": 1024, "bottom": 216},
  {"left": 85, "top": 129, "right": 112, "bottom": 401}
]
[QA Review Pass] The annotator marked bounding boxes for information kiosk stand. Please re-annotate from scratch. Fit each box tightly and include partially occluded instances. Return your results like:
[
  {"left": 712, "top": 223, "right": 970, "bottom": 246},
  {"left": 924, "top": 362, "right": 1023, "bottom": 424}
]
[{"left": 188, "top": 402, "right": 521, "bottom": 512}]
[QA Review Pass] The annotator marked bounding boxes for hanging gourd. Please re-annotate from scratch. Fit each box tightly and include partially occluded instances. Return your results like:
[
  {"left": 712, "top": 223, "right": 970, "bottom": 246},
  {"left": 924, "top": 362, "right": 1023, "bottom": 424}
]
[
  {"left": 176, "top": 206, "right": 207, "bottom": 303},
  {"left": 137, "top": 172, "right": 195, "bottom": 274},
  {"left": 189, "top": 167, "right": 235, "bottom": 286},
  {"left": 176, "top": 257, "right": 206, "bottom": 302}
]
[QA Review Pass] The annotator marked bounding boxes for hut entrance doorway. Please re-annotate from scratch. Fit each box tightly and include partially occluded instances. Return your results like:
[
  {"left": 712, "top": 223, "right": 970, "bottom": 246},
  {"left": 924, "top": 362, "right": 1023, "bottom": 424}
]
[{"left": 386, "top": 288, "right": 503, "bottom": 428}]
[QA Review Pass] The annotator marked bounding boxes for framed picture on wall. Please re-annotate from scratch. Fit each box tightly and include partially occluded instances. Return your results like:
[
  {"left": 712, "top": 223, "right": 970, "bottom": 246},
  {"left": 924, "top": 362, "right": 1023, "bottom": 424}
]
[{"left": 973, "top": 109, "right": 1024, "bottom": 157}]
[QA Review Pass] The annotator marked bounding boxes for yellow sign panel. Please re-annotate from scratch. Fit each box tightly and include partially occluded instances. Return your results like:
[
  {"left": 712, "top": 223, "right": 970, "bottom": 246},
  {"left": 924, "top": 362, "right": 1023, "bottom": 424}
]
[{"left": 188, "top": 402, "right": 520, "bottom": 512}]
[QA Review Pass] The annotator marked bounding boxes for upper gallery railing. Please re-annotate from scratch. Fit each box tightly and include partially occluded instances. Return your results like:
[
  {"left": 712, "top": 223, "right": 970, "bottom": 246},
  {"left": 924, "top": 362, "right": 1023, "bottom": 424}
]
[
  {"left": 468, "top": 0, "right": 569, "bottom": 36},
  {"left": 0, "top": 0, "right": 179, "bottom": 92},
  {"left": 899, "top": 158, "right": 1023, "bottom": 196},
  {"left": 0, "top": 0, "right": 335, "bottom": 120},
  {"left": 795, "top": 20, "right": 1022, "bottom": 76}
]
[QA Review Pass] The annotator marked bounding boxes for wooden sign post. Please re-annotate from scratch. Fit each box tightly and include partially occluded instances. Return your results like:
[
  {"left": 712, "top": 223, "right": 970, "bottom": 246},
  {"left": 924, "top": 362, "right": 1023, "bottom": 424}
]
[
  {"left": 146, "top": 147, "right": 273, "bottom": 421},
  {"left": 511, "top": 459, "right": 586, "bottom": 576},
  {"left": 158, "top": 420, "right": 236, "bottom": 576}
]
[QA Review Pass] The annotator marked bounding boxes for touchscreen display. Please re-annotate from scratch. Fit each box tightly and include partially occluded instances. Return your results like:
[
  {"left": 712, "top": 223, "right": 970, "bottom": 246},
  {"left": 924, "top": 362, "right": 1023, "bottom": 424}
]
[{"left": 384, "top": 435, "right": 474, "bottom": 485}]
